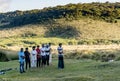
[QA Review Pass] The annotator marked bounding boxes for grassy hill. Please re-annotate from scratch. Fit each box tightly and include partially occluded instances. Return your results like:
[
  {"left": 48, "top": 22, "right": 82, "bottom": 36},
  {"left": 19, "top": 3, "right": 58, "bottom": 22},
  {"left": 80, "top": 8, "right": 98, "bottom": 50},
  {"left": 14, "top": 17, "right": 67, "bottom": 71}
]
[
  {"left": 1, "top": 2, "right": 120, "bottom": 48},
  {"left": 1, "top": 18, "right": 120, "bottom": 48}
]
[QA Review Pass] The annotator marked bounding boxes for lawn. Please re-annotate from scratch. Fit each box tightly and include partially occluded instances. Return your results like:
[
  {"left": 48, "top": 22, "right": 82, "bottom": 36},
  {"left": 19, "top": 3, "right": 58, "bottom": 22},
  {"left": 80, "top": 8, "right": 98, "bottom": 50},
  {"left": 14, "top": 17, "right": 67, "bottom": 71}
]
[{"left": 0, "top": 59, "right": 120, "bottom": 81}]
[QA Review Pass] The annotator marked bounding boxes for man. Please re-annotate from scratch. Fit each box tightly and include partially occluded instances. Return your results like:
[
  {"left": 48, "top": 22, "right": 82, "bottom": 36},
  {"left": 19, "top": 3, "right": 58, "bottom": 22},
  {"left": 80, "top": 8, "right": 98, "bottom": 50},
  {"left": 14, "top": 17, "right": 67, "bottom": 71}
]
[
  {"left": 18, "top": 48, "right": 25, "bottom": 73},
  {"left": 24, "top": 48, "right": 31, "bottom": 70},
  {"left": 45, "top": 44, "right": 50, "bottom": 66},
  {"left": 41, "top": 44, "right": 46, "bottom": 67},
  {"left": 36, "top": 45, "right": 41, "bottom": 67}
]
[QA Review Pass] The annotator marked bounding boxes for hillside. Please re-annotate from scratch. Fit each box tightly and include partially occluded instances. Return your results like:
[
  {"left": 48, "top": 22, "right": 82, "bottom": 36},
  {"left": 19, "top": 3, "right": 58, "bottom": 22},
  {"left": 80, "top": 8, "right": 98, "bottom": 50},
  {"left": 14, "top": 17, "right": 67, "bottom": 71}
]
[
  {"left": 1, "top": 18, "right": 120, "bottom": 39},
  {"left": 0, "top": 2, "right": 120, "bottom": 47}
]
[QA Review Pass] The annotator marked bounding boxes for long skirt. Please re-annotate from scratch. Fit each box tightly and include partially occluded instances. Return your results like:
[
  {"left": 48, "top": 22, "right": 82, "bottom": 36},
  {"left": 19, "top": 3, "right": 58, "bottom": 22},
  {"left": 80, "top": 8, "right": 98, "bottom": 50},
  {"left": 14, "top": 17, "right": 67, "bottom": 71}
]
[
  {"left": 31, "top": 55, "right": 37, "bottom": 68},
  {"left": 58, "top": 60, "right": 64, "bottom": 69}
]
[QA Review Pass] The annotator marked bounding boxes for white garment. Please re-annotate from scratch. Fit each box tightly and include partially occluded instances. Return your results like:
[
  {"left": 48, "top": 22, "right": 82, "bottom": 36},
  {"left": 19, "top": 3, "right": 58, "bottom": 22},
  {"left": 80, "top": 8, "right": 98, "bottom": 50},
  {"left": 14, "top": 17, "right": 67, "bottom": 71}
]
[
  {"left": 49, "top": 53, "right": 52, "bottom": 64},
  {"left": 57, "top": 46, "right": 63, "bottom": 54},
  {"left": 45, "top": 47, "right": 50, "bottom": 55},
  {"left": 41, "top": 47, "right": 46, "bottom": 56},
  {"left": 31, "top": 50, "right": 37, "bottom": 67}
]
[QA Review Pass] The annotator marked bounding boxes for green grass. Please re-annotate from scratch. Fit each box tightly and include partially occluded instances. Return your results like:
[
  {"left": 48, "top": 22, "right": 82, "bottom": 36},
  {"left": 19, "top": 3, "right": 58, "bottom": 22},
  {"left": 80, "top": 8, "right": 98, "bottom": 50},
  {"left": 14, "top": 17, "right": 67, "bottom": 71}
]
[{"left": 0, "top": 59, "right": 120, "bottom": 81}]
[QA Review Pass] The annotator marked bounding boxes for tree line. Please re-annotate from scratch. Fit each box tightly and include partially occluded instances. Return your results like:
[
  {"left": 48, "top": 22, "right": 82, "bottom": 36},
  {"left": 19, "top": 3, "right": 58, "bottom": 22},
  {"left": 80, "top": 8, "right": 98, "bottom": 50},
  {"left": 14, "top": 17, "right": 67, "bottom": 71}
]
[{"left": 0, "top": 2, "right": 120, "bottom": 27}]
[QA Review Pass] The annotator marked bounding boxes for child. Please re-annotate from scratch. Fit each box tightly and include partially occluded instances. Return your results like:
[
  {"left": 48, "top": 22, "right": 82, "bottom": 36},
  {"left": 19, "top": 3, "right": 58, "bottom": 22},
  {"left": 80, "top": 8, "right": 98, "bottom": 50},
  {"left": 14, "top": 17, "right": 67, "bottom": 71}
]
[{"left": 57, "top": 43, "right": 64, "bottom": 69}]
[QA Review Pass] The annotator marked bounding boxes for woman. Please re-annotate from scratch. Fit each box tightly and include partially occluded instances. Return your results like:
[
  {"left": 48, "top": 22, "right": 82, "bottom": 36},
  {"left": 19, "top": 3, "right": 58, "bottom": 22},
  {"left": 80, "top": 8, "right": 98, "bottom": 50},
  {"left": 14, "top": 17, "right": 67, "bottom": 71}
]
[
  {"left": 48, "top": 43, "right": 52, "bottom": 65},
  {"left": 31, "top": 46, "right": 37, "bottom": 68},
  {"left": 57, "top": 43, "right": 64, "bottom": 69}
]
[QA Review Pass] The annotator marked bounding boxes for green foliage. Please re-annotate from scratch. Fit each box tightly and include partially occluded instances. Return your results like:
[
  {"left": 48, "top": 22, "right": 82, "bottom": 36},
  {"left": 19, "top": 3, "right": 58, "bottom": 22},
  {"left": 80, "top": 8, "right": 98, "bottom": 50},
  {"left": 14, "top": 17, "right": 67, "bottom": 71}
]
[{"left": 1, "top": 2, "right": 120, "bottom": 27}]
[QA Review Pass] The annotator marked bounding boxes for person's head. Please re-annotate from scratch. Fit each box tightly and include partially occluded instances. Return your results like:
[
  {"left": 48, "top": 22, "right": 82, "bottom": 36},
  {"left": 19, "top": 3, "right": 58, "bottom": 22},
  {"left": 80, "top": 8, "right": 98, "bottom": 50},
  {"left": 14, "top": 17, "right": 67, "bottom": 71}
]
[
  {"left": 32, "top": 46, "right": 36, "bottom": 50},
  {"left": 25, "top": 48, "right": 28, "bottom": 51},
  {"left": 59, "top": 43, "right": 62, "bottom": 47},
  {"left": 48, "top": 43, "right": 51, "bottom": 47},
  {"left": 37, "top": 45, "right": 39, "bottom": 48},
  {"left": 20, "top": 48, "right": 24, "bottom": 52},
  {"left": 46, "top": 44, "right": 49, "bottom": 48},
  {"left": 42, "top": 44, "right": 44, "bottom": 48}
]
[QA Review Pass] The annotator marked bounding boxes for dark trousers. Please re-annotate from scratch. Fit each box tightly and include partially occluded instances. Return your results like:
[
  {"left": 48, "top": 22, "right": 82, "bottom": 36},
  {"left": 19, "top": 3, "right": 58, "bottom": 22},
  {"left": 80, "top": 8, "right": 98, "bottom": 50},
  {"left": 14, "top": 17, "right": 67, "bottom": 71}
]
[
  {"left": 42, "top": 56, "right": 46, "bottom": 66},
  {"left": 37, "top": 58, "right": 41, "bottom": 67},
  {"left": 20, "top": 62, "right": 25, "bottom": 73},
  {"left": 25, "top": 59, "right": 31, "bottom": 70},
  {"left": 46, "top": 55, "right": 49, "bottom": 66}
]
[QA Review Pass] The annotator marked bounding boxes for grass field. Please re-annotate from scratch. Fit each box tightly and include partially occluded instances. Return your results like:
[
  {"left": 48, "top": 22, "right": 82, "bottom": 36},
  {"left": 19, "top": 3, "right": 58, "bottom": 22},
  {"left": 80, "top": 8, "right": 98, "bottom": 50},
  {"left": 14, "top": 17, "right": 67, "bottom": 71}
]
[{"left": 0, "top": 59, "right": 120, "bottom": 81}]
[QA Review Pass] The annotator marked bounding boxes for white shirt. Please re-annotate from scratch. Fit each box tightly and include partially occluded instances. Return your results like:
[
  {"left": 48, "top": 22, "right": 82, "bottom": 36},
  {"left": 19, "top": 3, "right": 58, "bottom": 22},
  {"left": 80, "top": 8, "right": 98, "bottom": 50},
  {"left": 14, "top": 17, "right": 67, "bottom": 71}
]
[
  {"left": 31, "top": 50, "right": 37, "bottom": 60},
  {"left": 45, "top": 47, "right": 50, "bottom": 55},
  {"left": 57, "top": 46, "right": 63, "bottom": 54},
  {"left": 41, "top": 47, "right": 46, "bottom": 56}
]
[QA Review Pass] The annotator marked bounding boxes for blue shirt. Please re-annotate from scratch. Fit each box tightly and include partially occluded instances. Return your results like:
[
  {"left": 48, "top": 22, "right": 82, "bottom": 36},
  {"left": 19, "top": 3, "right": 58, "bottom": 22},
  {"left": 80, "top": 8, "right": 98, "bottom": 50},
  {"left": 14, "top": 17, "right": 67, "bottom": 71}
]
[{"left": 18, "top": 51, "right": 25, "bottom": 63}]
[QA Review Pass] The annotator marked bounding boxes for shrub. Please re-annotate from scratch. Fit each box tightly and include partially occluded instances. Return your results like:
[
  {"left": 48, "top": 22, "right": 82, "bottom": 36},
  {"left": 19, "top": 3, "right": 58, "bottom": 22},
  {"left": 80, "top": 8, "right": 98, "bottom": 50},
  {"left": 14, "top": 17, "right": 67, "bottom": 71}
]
[
  {"left": 101, "top": 54, "right": 107, "bottom": 62},
  {"left": 81, "top": 54, "right": 91, "bottom": 59},
  {"left": 0, "top": 51, "right": 9, "bottom": 62},
  {"left": 107, "top": 54, "right": 116, "bottom": 60},
  {"left": 91, "top": 53, "right": 101, "bottom": 61}
]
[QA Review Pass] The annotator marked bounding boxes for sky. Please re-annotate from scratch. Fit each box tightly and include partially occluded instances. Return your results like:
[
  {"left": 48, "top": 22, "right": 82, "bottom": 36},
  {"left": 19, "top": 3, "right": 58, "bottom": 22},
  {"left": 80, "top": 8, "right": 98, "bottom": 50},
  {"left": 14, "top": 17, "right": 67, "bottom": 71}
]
[{"left": 0, "top": 0, "right": 120, "bottom": 12}]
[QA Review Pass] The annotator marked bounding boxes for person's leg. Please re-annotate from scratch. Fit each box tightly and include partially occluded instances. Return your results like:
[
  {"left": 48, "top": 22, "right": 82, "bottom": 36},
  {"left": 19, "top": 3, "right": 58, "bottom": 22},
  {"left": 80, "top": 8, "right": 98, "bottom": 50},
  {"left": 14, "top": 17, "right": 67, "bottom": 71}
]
[
  {"left": 61, "top": 60, "right": 64, "bottom": 69},
  {"left": 28, "top": 59, "right": 31, "bottom": 68},
  {"left": 49, "top": 54, "right": 52, "bottom": 64},
  {"left": 47, "top": 55, "right": 49, "bottom": 66},
  {"left": 42, "top": 56, "right": 44, "bottom": 66},
  {"left": 38, "top": 58, "right": 40, "bottom": 67},
  {"left": 40, "top": 58, "right": 41, "bottom": 67},
  {"left": 19, "top": 62, "right": 22, "bottom": 73},
  {"left": 26, "top": 60, "right": 28, "bottom": 70},
  {"left": 22, "top": 62, "right": 25, "bottom": 72},
  {"left": 37, "top": 59, "right": 39, "bottom": 67},
  {"left": 58, "top": 60, "right": 60, "bottom": 69},
  {"left": 44, "top": 56, "right": 46, "bottom": 65}
]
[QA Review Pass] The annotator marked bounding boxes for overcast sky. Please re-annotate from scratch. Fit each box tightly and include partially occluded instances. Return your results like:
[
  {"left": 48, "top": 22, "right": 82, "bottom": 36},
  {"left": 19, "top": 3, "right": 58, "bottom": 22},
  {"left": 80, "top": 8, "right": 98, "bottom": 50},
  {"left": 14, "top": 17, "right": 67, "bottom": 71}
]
[{"left": 0, "top": 0, "right": 119, "bottom": 12}]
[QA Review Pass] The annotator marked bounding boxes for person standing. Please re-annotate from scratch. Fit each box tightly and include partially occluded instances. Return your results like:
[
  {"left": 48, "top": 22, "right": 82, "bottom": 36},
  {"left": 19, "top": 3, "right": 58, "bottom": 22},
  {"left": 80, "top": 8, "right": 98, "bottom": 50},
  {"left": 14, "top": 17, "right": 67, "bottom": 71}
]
[
  {"left": 57, "top": 43, "right": 64, "bottom": 69},
  {"left": 41, "top": 44, "right": 46, "bottom": 67},
  {"left": 45, "top": 44, "right": 50, "bottom": 66},
  {"left": 18, "top": 48, "right": 25, "bottom": 73},
  {"left": 31, "top": 46, "right": 37, "bottom": 68},
  {"left": 48, "top": 43, "right": 52, "bottom": 65},
  {"left": 24, "top": 48, "right": 31, "bottom": 70},
  {"left": 36, "top": 45, "right": 41, "bottom": 67}
]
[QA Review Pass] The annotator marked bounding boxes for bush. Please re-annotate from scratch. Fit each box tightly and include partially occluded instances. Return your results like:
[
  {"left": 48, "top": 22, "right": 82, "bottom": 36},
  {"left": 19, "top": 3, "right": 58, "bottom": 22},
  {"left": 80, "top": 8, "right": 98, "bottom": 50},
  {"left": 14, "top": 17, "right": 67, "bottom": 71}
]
[
  {"left": 91, "top": 53, "right": 101, "bottom": 61},
  {"left": 0, "top": 51, "right": 9, "bottom": 62},
  {"left": 81, "top": 54, "right": 91, "bottom": 59},
  {"left": 107, "top": 54, "right": 116, "bottom": 61},
  {"left": 101, "top": 54, "right": 107, "bottom": 62}
]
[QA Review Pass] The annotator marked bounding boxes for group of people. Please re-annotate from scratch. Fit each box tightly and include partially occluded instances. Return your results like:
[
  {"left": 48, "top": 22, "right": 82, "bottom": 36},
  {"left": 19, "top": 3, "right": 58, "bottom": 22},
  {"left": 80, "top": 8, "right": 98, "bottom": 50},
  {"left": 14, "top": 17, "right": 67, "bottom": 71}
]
[{"left": 18, "top": 43, "right": 64, "bottom": 73}]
